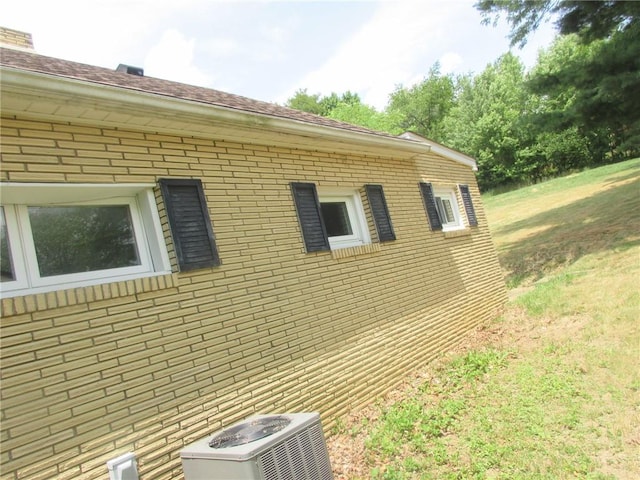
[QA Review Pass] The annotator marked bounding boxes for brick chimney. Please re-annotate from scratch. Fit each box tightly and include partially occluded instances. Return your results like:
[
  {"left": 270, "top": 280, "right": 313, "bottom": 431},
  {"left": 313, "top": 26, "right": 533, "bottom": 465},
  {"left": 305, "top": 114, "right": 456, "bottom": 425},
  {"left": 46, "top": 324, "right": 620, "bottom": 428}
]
[{"left": 0, "top": 27, "right": 34, "bottom": 50}]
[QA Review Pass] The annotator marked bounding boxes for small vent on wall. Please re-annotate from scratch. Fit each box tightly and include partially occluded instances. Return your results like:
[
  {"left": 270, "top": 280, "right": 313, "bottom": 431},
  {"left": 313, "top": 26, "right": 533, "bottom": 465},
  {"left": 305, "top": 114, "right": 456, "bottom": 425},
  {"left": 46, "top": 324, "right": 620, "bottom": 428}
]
[{"left": 116, "top": 64, "right": 144, "bottom": 76}]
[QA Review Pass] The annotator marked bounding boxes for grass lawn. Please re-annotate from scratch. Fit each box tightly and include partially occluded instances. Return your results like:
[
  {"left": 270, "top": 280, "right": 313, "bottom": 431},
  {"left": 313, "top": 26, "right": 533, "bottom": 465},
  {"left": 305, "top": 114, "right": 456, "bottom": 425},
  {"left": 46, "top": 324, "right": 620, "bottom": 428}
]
[{"left": 327, "top": 158, "right": 640, "bottom": 479}]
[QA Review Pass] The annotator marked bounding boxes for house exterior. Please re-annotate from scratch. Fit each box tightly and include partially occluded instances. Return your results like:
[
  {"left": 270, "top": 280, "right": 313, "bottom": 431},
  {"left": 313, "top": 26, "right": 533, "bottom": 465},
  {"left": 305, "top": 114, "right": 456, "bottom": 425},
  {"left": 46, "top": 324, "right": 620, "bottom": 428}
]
[{"left": 0, "top": 28, "right": 506, "bottom": 480}]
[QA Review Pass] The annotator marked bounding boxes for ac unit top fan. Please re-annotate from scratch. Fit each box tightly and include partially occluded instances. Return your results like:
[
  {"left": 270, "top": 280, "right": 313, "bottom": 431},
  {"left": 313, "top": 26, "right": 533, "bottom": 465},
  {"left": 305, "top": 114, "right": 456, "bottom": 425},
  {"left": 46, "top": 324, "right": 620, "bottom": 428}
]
[{"left": 208, "top": 415, "right": 291, "bottom": 448}]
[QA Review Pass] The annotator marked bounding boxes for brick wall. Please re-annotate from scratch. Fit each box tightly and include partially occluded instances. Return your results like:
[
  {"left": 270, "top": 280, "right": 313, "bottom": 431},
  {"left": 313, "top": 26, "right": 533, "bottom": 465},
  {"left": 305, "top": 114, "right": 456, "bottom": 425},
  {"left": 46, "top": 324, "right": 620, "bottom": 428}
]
[
  {"left": 0, "top": 27, "right": 34, "bottom": 50},
  {"left": 0, "top": 116, "right": 507, "bottom": 479}
]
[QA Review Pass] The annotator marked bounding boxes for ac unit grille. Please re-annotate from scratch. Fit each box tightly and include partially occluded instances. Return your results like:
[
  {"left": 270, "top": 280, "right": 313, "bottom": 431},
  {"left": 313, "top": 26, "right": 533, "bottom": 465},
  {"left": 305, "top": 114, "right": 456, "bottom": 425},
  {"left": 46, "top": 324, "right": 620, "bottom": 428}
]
[
  {"left": 258, "top": 423, "right": 333, "bottom": 480},
  {"left": 180, "top": 413, "right": 333, "bottom": 480}
]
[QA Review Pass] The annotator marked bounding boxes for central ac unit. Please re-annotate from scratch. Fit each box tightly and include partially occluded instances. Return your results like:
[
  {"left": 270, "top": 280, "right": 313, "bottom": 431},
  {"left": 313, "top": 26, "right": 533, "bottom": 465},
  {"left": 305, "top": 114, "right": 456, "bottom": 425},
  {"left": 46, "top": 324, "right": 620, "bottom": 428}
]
[{"left": 180, "top": 412, "right": 334, "bottom": 480}]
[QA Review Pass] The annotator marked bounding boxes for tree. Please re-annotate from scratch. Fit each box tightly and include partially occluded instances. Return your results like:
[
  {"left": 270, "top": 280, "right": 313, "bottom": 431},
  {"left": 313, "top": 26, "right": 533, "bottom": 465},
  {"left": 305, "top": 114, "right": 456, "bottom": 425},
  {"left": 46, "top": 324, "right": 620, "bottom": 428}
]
[
  {"left": 328, "top": 102, "right": 403, "bottom": 135},
  {"left": 526, "top": 35, "right": 612, "bottom": 166},
  {"left": 285, "top": 89, "right": 324, "bottom": 115},
  {"left": 475, "top": 0, "right": 640, "bottom": 47},
  {"left": 286, "top": 89, "right": 402, "bottom": 135},
  {"left": 476, "top": 0, "right": 640, "bottom": 159},
  {"left": 387, "top": 63, "right": 456, "bottom": 142},
  {"left": 286, "top": 90, "right": 362, "bottom": 117},
  {"left": 442, "top": 53, "right": 533, "bottom": 190}
]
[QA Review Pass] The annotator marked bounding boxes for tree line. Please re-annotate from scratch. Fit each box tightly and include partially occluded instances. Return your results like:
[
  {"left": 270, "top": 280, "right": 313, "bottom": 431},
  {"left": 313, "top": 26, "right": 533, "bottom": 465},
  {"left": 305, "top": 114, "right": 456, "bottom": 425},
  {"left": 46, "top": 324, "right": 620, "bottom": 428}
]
[{"left": 285, "top": 1, "right": 639, "bottom": 191}]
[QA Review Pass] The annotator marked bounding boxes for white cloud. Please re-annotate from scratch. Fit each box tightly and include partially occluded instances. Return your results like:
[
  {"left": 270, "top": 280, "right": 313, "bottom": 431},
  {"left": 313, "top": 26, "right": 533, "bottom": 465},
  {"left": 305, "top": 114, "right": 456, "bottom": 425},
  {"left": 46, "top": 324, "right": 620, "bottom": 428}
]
[
  {"left": 6, "top": 0, "right": 558, "bottom": 110},
  {"left": 202, "top": 37, "right": 242, "bottom": 59},
  {"left": 439, "top": 52, "right": 463, "bottom": 74},
  {"left": 3, "top": 0, "right": 208, "bottom": 68},
  {"left": 144, "top": 29, "right": 214, "bottom": 87},
  {"left": 254, "top": 25, "right": 289, "bottom": 62},
  {"left": 275, "top": 0, "right": 558, "bottom": 110},
  {"left": 280, "top": 1, "right": 451, "bottom": 110}
]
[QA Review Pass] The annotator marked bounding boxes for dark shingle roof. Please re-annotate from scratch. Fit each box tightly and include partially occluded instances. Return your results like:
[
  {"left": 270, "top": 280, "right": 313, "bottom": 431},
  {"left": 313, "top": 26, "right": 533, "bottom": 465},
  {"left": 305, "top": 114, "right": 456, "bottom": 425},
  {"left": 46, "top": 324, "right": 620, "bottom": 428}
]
[{"left": 0, "top": 47, "right": 394, "bottom": 139}]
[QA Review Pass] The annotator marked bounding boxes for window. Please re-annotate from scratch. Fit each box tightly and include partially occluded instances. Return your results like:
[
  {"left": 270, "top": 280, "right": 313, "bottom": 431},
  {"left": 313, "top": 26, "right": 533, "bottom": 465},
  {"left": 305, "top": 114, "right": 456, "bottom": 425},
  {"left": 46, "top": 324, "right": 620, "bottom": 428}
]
[
  {"left": 0, "top": 183, "right": 171, "bottom": 298},
  {"left": 420, "top": 182, "right": 478, "bottom": 231},
  {"left": 321, "top": 202, "right": 352, "bottom": 237},
  {"left": 433, "top": 187, "right": 463, "bottom": 231},
  {"left": 291, "top": 183, "right": 393, "bottom": 252},
  {"left": 318, "top": 190, "right": 370, "bottom": 249},
  {"left": 1, "top": 206, "right": 23, "bottom": 287}
]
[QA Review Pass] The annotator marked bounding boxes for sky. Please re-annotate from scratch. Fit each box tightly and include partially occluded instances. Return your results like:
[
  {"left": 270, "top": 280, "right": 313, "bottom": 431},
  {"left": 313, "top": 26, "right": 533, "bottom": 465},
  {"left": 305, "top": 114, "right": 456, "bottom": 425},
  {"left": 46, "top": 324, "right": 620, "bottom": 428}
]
[{"left": 2, "top": 0, "right": 558, "bottom": 111}]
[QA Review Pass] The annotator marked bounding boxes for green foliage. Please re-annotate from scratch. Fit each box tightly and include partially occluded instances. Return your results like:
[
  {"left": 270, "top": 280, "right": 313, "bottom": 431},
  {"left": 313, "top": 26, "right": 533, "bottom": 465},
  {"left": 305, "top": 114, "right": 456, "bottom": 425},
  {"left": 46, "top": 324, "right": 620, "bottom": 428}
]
[
  {"left": 284, "top": 1, "right": 639, "bottom": 191},
  {"left": 475, "top": 0, "right": 640, "bottom": 46},
  {"left": 387, "top": 63, "right": 456, "bottom": 142},
  {"left": 285, "top": 89, "right": 362, "bottom": 117},
  {"left": 285, "top": 88, "right": 325, "bottom": 115},
  {"left": 442, "top": 53, "right": 532, "bottom": 189},
  {"left": 28, "top": 205, "right": 140, "bottom": 276},
  {"left": 366, "top": 349, "right": 508, "bottom": 468},
  {"left": 515, "top": 273, "right": 576, "bottom": 316},
  {"left": 477, "top": 0, "right": 640, "bottom": 165},
  {"left": 328, "top": 102, "right": 403, "bottom": 135},
  {"left": 475, "top": 0, "right": 558, "bottom": 48},
  {"left": 528, "top": 28, "right": 640, "bottom": 161},
  {"left": 447, "top": 349, "right": 509, "bottom": 384}
]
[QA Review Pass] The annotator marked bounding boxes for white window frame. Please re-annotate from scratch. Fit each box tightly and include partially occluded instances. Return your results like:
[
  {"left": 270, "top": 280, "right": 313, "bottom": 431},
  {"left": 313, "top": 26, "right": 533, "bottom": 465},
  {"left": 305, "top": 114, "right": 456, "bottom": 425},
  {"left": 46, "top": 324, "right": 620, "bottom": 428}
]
[
  {"left": 1, "top": 206, "right": 28, "bottom": 291},
  {"left": 433, "top": 187, "right": 464, "bottom": 231},
  {"left": 318, "top": 188, "right": 371, "bottom": 250},
  {"left": 0, "top": 183, "right": 171, "bottom": 298}
]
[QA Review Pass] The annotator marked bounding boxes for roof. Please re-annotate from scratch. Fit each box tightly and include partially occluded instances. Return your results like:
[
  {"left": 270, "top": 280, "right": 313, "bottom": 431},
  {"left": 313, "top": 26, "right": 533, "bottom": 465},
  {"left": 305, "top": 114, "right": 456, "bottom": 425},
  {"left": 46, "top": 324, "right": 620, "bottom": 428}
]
[
  {"left": 0, "top": 46, "right": 475, "bottom": 169},
  {"left": 0, "top": 47, "right": 391, "bottom": 139}
]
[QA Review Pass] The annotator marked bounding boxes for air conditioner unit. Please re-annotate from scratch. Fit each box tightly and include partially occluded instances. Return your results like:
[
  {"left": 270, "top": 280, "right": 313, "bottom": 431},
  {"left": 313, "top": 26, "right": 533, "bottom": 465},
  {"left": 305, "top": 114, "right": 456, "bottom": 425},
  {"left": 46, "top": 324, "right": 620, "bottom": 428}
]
[{"left": 180, "top": 412, "right": 334, "bottom": 480}]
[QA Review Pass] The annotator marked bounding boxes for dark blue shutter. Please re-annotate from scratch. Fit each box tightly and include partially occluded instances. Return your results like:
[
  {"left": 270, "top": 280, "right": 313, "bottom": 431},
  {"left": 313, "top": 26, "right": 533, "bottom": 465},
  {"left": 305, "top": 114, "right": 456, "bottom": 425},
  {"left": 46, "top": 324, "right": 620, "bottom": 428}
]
[
  {"left": 159, "top": 179, "right": 220, "bottom": 271},
  {"left": 459, "top": 184, "right": 478, "bottom": 227},
  {"left": 419, "top": 182, "right": 443, "bottom": 231},
  {"left": 290, "top": 182, "right": 330, "bottom": 252},
  {"left": 365, "top": 184, "right": 396, "bottom": 242}
]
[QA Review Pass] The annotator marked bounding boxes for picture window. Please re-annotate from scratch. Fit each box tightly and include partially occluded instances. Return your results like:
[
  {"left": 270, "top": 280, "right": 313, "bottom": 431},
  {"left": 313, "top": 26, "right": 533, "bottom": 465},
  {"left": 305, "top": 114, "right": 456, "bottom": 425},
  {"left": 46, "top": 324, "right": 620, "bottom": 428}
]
[{"left": 0, "top": 183, "right": 171, "bottom": 298}]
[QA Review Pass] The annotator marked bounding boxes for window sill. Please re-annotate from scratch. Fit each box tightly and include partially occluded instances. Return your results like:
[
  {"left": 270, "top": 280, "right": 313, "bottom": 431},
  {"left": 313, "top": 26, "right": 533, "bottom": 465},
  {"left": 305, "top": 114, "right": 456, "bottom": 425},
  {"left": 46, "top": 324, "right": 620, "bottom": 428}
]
[
  {"left": 330, "top": 242, "right": 381, "bottom": 260},
  {"left": 443, "top": 228, "right": 472, "bottom": 239},
  {"left": 1, "top": 272, "right": 179, "bottom": 315}
]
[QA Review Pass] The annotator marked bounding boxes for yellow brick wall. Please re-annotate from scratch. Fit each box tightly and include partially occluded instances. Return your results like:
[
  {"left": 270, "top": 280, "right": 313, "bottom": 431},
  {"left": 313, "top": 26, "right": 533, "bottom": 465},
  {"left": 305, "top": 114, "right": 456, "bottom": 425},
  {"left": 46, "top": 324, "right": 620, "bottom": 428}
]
[
  {"left": 0, "top": 116, "right": 507, "bottom": 480},
  {"left": 0, "top": 27, "right": 34, "bottom": 50}
]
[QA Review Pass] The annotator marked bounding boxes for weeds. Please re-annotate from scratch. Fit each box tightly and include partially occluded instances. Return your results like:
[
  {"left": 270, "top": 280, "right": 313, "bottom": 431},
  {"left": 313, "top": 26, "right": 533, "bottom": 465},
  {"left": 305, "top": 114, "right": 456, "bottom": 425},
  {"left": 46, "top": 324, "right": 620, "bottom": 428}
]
[
  {"left": 515, "top": 273, "right": 576, "bottom": 316},
  {"left": 365, "top": 350, "right": 509, "bottom": 477}
]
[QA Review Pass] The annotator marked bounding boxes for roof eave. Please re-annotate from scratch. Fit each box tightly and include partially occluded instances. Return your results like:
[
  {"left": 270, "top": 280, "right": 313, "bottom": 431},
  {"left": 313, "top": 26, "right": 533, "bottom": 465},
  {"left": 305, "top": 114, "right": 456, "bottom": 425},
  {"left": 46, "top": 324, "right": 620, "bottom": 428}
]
[
  {"left": 399, "top": 132, "right": 477, "bottom": 171},
  {"left": 0, "top": 67, "right": 432, "bottom": 159}
]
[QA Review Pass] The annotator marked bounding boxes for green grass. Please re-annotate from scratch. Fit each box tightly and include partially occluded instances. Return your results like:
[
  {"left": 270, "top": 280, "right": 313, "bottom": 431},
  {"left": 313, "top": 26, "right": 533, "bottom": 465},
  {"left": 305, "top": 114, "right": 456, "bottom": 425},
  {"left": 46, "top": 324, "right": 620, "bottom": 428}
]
[
  {"left": 329, "top": 159, "right": 640, "bottom": 479},
  {"left": 483, "top": 157, "right": 640, "bottom": 287}
]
